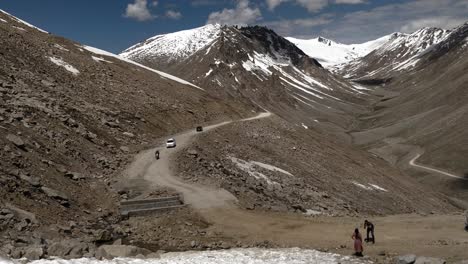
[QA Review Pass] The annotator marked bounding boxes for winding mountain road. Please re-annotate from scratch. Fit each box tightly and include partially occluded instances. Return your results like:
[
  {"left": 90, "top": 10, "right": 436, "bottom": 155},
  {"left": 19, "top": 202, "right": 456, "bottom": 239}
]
[
  {"left": 124, "top": 112, "right": 272, "bottom": 209},
  {"left": 409, "top": 153, "right": 465, "bottom": 180}
]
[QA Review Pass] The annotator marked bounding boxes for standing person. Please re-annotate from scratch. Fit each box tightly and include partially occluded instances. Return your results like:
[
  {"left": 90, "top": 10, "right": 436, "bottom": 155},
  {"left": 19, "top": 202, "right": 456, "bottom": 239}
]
[
  {"left": 364, "top": 220, "right": 375, "bottom": 244},
  {"left": 352, "top": 228, "right": 364, "bottom": 257},
  {"left": 465, "top": 210, "right": 468, "bottom": 231},
  {"left": 155, "top": 150, "right": 160, "bottom": 160}
]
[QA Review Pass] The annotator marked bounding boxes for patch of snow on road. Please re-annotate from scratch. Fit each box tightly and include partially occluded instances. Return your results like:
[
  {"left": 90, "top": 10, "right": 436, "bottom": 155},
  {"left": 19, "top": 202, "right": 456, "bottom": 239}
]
[
  {"left": 82, "top": 45, "right": 204, "bottom": 91},
  {"left": 48, "top": 57, "right": 79, "bottom": 75},
  {"left": 21, "top": 248, "right": 371, "bottom": 264},
  {"left": 0, "top": 9, "right": 48, "bottom": 33},
  {"left": 92, "top": 56, "right": 112, "bottom": 63}
]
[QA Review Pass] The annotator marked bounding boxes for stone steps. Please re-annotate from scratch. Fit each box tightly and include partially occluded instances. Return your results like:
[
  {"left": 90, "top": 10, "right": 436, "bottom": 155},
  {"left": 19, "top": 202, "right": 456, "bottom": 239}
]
[{"left": 120, "top": 195, "right": 184, "bottom": 217}]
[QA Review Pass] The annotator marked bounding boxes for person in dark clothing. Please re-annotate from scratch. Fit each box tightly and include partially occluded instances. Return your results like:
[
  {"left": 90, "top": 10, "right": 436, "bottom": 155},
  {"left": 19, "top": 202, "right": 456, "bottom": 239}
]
[
  {"left": 155, "top": 150, "right": 160, "bottom": 160},
  {"left": 364, "top": 220, "right": 375, "bottom": 244},
  {"left": 465, "top": 211, "right": 468, "bottom": 231}
]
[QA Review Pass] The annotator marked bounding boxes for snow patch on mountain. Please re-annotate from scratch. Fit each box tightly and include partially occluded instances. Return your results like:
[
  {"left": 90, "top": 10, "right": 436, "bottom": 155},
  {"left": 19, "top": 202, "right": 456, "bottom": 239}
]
[
  {"left": 286, "top": 35, "right": 393, "bottom": 68},
  {"left": 48, "top": 57, "right": 79, "bottom": 75},
  {"left": 120, "top": 24, "right": 221, "bottom": 61},
  {"left": 83, "top": 45, "right": 204, "bottom": 90},
  {"left": 0, "top": 9, "right": 48, "bottom": 33}
]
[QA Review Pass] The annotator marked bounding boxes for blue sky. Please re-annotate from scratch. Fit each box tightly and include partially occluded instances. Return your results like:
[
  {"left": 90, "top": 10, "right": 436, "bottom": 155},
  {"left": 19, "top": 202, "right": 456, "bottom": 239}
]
[{"left": 1, "top": 0, "right": 467, "bottom": 53}]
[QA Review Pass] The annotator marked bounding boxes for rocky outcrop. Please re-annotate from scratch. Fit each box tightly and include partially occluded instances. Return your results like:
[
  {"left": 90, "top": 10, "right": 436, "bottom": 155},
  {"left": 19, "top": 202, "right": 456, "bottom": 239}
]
[{"left": 95, "top": 245, "right": 152, "bottom": 259}]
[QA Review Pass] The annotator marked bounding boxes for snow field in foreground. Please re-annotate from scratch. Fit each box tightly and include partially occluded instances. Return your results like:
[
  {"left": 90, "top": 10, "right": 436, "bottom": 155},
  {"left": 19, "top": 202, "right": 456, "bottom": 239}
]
[{"left": 6, "top": 248, "right": 371, "bottom": 264}]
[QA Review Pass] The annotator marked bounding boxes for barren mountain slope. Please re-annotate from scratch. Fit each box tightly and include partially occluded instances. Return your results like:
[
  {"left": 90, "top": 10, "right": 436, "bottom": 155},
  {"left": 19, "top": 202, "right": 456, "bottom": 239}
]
[
  {"left": 341, "top": 28, "right": 451, "bottom": 80},
  {"left": 175, "top": 115, "right": 455, "bottom": 216},
  {"left": 0, "top": 9, "right": 255, "bottom": 258},
  {"left": 350, "top": 22, "right": 468, "bottom": 200},
  {"left": 122, "top": 25, "right": 377, "bottom": 142}
]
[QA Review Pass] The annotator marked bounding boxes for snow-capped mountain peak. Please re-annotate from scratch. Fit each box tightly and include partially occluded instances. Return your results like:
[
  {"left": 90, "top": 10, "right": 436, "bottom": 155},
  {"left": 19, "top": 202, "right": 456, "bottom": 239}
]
[
  {"left": 286, "top": 34, "right": 394, "bottom": 68},
  {"left": 339, "top": 26, "right": 453, "bottom": 78},
  {"left": 120, "top": 24, "right": 222, "bottom": 62}
]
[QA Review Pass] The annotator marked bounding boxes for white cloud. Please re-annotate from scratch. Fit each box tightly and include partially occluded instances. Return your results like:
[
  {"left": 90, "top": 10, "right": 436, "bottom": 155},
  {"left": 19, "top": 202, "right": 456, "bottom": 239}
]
[
  {"left": 295, "top": 0, "right": 328, "bottom": 12},
  {"left": 264, "top": 0, "right": 468, "bottom": 43},
  {"left": 206, "top": 0, "right": 262, "bottom": 25},
  {"left": 266, "top": 0, "right": 289, "bottom": 10},
  {"left": 334, "top": 0, "right": 366, "bottom": 3},
  {"left": 124, "top": 0, "right": 155, "bottom": 21},
  {"left": 400, "top": 17, "right": 466, "bottom": 32},
  {"left": 166, "top": 10, "right": 182, "bottom": 20},
  {"left": 266, "top": 0, "right": 364, "bottom": 12},
  {"left": 264, "top": 16, "right": 333, "bottom": 36}
]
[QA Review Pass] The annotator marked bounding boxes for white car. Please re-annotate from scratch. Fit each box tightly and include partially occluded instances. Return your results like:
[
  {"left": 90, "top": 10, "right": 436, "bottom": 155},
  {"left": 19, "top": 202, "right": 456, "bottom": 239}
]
[{"left": 166, "top": 138, "right": 176, "bottom": 148}]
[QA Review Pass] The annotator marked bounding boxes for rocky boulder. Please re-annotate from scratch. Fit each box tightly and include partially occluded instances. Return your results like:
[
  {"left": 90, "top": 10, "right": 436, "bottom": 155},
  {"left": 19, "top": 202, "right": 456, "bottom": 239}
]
[
  {"left": 415, "top": 256, "right": 446, "bottom": 264},
  {"left": 47, "top": 240, "right": 93, "bottom": 259},
  {"left": 23, "top": 246, "right": 44, "bottom": 260},
  {"left": 95, "top": 245, "right": 152, "bottom": 259},
  {"left": 6, "top": 134, "right": 25, "bottom": 149},
  {"left": 41, "top": 187, "right": 69, "bottom": 206}
]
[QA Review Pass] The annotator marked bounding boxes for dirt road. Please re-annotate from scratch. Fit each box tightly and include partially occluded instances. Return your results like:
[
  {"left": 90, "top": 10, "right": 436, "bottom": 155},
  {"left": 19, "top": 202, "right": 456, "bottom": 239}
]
[
  {"left": 409, "top": 153, "right": 466, "bottom": 180},
  {"left": 124, "top": 112, "right": 271, "bottom": 209}
]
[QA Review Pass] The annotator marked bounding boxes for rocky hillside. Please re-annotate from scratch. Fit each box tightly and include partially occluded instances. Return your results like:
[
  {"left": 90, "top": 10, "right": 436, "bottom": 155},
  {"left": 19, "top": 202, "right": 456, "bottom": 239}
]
[
  {"left": 0, "top": 9, "right": 254, "bottom": 259},
  {"left": 175, "top": 115, "right": 454, "bottom": 216}
]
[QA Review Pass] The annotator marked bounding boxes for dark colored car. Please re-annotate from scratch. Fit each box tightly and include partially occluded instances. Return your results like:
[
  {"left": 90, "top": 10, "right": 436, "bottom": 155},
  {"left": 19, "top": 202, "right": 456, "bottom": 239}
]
[{"left": 196, "top": 126, "right": 203, "bottom": 132}]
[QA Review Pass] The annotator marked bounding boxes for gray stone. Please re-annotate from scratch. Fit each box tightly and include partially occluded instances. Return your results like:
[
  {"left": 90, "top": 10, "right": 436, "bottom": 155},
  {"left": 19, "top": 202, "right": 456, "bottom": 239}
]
[
  {"left": 41, "top": 187, "right": 69, "bottom": 201},
  {"left": 19, "top": 174, "right": 41, "bottom": 187},
  {"left": 415, "top": 256, "right": 446, "bottom": 264},
  {"left": 94, "top": 229, "right": 112, "bottom": 242},
  {"left": 5, "top": 204, "right": 38, "bottom": 224},
  {"left": 120, "top": 146, "right": 130, "bottom": 152},
  {"left": 6, "top": 134, "right": 25, "bottom": 148},
  {"left": 23, "top": 246, "right": 44, "bottom": 260},
  {"left": 187, "top": 149, "right": 198, "bottom": 157},
  {"left": 41, "top": 80, "right": 55, "bottom": 87},
  {"left": 47, "top": 240, "right": 89, "bottom": 259},
  {"left": 396, "top": 255, "right": 417, "bottom": 264},
  {"left": 123, "top": 132, "right": 135, "bottom": 138},
  {"left": 146, "top": 253, "right": 161, "bottom": 259},
  {"left": 65, "top": 171, "right": 85, "bottom": 181},
  {"left": 95, "top": 245, "right": 152, "bottom": 259}
]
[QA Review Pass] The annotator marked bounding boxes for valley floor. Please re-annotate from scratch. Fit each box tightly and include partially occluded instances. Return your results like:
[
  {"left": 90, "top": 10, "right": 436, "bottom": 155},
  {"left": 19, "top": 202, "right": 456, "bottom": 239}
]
[{"left": 201, "top": 209, "right": 468, "bottom": 262}]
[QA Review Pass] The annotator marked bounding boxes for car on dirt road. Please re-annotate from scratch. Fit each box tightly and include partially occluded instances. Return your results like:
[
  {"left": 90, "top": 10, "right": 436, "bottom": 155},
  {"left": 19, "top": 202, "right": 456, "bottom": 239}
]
[
  {"left": 196, "top": 126, "right": 203, "bottom": 132},
  {"left": 166, "top": 138, "right": 176, "bottom": 148}
]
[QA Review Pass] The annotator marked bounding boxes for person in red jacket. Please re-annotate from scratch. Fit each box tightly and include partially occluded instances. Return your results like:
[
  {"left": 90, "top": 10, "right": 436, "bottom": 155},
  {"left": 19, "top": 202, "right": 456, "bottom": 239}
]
[{"left": 352, "top": 228, "right": 364, "bottom": 257}]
